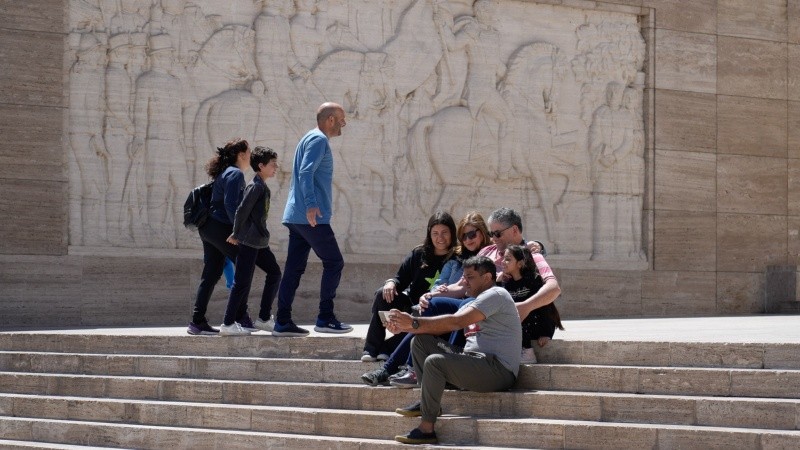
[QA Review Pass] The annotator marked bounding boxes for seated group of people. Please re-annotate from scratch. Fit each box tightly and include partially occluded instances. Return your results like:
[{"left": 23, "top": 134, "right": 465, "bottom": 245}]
[{"left": 360, "top": 207, "right": 563, "bottom": 445}]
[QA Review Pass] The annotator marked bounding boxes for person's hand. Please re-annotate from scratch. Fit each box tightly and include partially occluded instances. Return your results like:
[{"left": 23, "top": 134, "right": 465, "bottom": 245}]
[
  {"left": 382, "top": 281, "right": 398, "bottom": 303},
  {"left": 386, "top": 309, "right": 413, "bottom": 334},
  {"left": 496, "top": 271, "right": 509, "bottom": 283},
  {"left": 527, "top": 241, "right": 542, "bottom": 254},
  {"left": 306, "top": 207, "right": 322, "bottom": 227},
  {"left": 435, "top": 285, "right": 449, "bottom": 294},
  {"left": 226, "top": 235, "right": 239, "bottom": 245},
  {"left": 418, "top": 294, "right": 431, "bottom": 313},
  {"left": 537, "top": 336, "right": 551, "bottom": 348}
]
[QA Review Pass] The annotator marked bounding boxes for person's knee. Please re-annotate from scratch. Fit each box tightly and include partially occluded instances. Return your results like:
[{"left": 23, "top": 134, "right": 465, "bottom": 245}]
[
  {"left": 322, "top": 257, "right": 344, "bottom": 272},
  {"left": 424, "top": 353, "right": 447, "bottom": 373}
]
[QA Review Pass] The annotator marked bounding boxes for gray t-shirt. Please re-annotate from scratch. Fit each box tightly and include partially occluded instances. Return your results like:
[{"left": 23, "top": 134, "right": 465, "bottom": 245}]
[{"left": 460, "top": 286, "right": 522, "bottom": 376}]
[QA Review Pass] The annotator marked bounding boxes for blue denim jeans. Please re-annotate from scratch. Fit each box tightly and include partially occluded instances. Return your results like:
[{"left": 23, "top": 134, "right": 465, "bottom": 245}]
[
  {"left": 382, "top": 296, "right": 472, "bottom": 374},
  {"left": 276, "top": 223, "right": 344, "bottom": 324}
]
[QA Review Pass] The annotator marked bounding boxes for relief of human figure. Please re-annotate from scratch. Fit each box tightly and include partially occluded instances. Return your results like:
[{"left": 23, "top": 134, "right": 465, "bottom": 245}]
[
  {"left": 120, "top": 32, "right": 150, "bottom": 245},
  {"left": 589, "top": 81, "right": 634, "bottom": 259},
  {"left": 435, "top": 0, "right": 515, "bottom": 179},
  {"left": 131, "top": 33, "right": 192, "bottom": 248},
  {"left": 622, "top": 86, "right": 645, "bottom": 260},
  {"left": 291, "top": 0, "right": 330, "bottom": 69},
  {"left": 103, "top": 33, "right": 137, "bottom": 244},
  {"left": 254, "top": 0, "right": 311, "bottom": 117},
  {"left": 69, "top": 32, "right": 110, "bottom": 246}
]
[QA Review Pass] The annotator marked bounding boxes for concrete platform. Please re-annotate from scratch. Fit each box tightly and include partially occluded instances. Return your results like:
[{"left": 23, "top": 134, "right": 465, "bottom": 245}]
[{"left": 4, "top": 315, "right": 800, "bottom": 344}]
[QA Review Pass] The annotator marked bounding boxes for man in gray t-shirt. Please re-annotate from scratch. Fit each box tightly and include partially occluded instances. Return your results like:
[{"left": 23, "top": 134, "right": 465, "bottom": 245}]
[{"left": 385, "top": 256, "right": 522, "bottom": 445}]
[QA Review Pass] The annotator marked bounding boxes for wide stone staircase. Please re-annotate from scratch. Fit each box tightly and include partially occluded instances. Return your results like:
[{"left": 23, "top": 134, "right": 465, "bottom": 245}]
[{"left": 1, "top": 330, "right": 800, "bottom": 449}]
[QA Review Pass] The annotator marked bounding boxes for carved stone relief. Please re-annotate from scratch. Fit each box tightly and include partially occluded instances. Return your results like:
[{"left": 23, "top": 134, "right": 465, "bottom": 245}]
[{"left": 67, "top": 0, "right": 646, "bottom": 263}]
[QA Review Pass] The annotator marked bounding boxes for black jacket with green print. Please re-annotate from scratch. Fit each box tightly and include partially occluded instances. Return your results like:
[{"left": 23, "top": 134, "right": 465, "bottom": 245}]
[{"left": 386, "top": 246, "right": 454, "bottom": 305}]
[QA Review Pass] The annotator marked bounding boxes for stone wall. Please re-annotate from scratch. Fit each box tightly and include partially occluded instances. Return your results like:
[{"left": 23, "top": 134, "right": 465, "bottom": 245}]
[{"left": 0, "top": 0, "right": 798, "bottom": 328}]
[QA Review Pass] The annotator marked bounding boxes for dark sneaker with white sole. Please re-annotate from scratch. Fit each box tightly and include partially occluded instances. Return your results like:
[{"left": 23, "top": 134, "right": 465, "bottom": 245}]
[
  {"left": 187, "top": 321, "right": 219, "bottom": 335},
  {"left": 389, "top": 369, "right": 418, "bottom": 388},
  {"left": 361, "top": 367, "right": 390, "bottom": 386},
  {"left": 395, "top": 428, "right": 438, "bottom": 445},
  {"left": 272, "top": 321, "right": 310, "bottom": 337},
  {"left": 314, "top": 317, "right": 353, "bottom": 334}
]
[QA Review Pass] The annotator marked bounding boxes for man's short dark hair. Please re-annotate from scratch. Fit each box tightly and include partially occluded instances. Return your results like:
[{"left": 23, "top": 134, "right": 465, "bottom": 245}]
[
  {"left": 488, "top": 207, "right": 523, "bottom": 233},
  {"left": 462, "top": 255, "right": 496, "bottom": 276},
  {"left": 250, "top": 146, "right": 277, "bottom": 172}
]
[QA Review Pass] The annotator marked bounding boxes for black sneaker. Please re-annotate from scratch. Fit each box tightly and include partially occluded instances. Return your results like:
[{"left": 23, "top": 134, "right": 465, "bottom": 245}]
[
  {"left": 395, "top": 401, "right": 442, "bottom": 417},
  {"left": 272, "top": 321, "right": 310, "bottom": 337},
  {"left": 187, "top": 321, "right": 219, "bottom": 335},
  {"left": 238, "top": 313, "right": 259, "bottom": 332},
  {"left": 361, "top": 367, "right": 389, "bottom": 386},
  {"left": 395, "top": 428, "right": 438, "bottom": 445}
]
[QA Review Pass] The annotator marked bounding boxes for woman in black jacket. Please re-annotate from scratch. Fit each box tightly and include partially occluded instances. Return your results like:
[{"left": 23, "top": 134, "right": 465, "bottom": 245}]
[{"left": 362, "top": 211, "right": 457, "bottom": 361}]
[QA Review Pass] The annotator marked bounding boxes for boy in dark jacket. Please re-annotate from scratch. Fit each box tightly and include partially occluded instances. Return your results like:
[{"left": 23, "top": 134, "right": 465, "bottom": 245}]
[{"left": 220, "top": 147, "right": 281, "bottom": 336}]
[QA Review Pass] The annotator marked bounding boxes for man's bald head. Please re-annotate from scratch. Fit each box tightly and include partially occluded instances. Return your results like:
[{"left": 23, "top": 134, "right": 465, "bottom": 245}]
[
  {"left": 316, "top": 102, "right": 346, "bottom": 138},
  {"left": 316, "top": 102, "right": 344, "bottom": 125}
]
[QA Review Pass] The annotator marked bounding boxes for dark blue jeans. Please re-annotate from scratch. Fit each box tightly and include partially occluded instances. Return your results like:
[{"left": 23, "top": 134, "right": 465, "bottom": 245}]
[
  {"left": 276, "top": 223, "right": 344, "bottom": 324},
  {"left": 223, "top": 244, "right": 281, "bottom": 325},
  {"left": 383, "top": 296, "right": 471, "bottom": 374}
]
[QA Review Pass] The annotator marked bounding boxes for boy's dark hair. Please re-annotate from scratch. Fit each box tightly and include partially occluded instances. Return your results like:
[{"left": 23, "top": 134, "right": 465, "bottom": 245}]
[
  {"left": 462, "top": 255, "right": 496, "bottom": 277},
  {"left": 250, "top": 146, "right": 277, "bottom": 172}
]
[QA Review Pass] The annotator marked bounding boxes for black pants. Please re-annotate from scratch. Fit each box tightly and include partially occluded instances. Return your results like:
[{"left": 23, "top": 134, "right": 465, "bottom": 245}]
[
  {"left": 364, "top": 288, "right": 412, "bottom": 356},
  {"left": 193, "top": 218, "right": 238, "bottom": 324},
  {"left": 223, "top": 244, "right": 281, "bottom": 325},
  {"left": 521, "top": 313, "right": 557, "bottom": 348},
  {"left": 193, "top": 218, "right": 281, "bottom": 324}
]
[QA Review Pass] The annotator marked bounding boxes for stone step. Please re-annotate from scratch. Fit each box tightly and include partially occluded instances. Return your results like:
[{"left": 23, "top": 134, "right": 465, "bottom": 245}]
[
  {"left": 3, "top": 351, "right": 799, "bottom": 399},
  {"left": 2, "top": 374, "right": 800, "bottom": 431},
  {"left": 3, "top": 333, "right": 800, "bottom": 369},
  {"left": 2, "top": 412, "right": 799, "bottom": 449},
  {"left": 0, "top": 334, "right": 362, "bottom": 360},
  {"left": 0, "top": 440, "right": 112, "bottom": 449},
  {"left": 0, "top": 416, "right": 506, "bottom": 450}
]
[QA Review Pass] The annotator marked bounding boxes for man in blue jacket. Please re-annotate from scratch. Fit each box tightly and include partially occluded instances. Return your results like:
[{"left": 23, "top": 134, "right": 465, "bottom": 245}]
[{"left": 273, "top": 102, "right": 353, "bottom": 336}]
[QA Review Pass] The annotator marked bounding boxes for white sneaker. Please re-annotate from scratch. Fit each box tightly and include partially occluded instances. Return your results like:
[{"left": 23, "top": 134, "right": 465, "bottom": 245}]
[
  {"left": 361, "top": 351, "right": 377, "bottom": 362},
  {"left": 254, "top": 316, "right": 275, "bottom": 332},
  {"left": 521, "top": 347, "right": 537, "bottom": 364},
  {"left": 219, "top": 322, "right": 251, "bottom": 336}
]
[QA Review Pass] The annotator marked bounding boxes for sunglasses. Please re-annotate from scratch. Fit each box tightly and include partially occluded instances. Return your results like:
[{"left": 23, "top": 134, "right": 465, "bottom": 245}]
[
  {"left": 487, "top": 225, "right": 513, "bottom": 239},
  {"left": 461, "top": 229, "right": 480, "bottom": 241}
]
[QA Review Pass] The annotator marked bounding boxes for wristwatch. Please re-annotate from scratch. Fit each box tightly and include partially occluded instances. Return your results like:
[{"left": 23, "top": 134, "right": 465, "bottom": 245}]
[{"left": 411, "top": 319, "right": 420, "bottom": 330}]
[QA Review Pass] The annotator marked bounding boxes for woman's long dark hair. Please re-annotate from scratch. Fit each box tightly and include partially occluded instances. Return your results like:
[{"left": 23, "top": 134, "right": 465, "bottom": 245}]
[
  {"left": 419, "top": 210, "right": 457, "bottom": 267},
  {"left": 205, "top": 138, "right": 249, "bottom": 179}
]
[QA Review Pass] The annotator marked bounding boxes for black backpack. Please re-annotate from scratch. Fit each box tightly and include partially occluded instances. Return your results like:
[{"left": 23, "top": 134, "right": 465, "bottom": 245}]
[{"left": 183, "top": 181, "right": 214, "bottom": 231}]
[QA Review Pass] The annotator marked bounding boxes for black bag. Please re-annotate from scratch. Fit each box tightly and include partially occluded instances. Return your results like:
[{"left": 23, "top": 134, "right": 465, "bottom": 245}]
[{"left": 183, "top": 181, "right": 214, "bottom": 231}]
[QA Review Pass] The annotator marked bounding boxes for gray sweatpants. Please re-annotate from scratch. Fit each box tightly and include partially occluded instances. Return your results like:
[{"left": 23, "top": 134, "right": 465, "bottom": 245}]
[{"left": 411, "top": 334, "right": 516, "bottom": 423}]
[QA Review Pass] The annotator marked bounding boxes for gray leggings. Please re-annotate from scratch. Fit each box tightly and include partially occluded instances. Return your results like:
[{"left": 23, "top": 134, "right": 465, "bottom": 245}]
[{"left": 411, "top": 334, "right": 516, "bottom": 423}]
